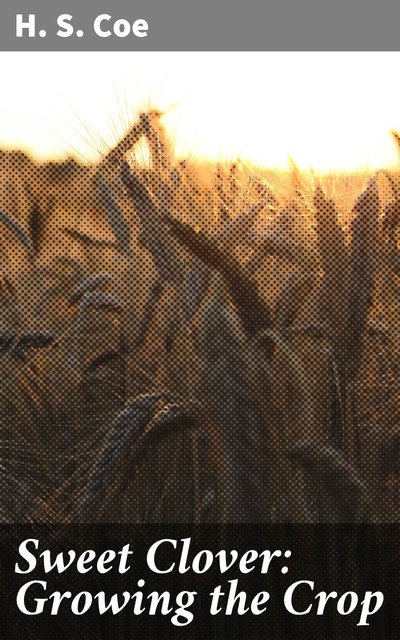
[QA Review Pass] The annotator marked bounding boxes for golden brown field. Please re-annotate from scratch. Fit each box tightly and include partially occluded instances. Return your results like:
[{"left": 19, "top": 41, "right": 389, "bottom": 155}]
[{"left": 1, "top": 112, "right": 399, "bottom": 523}]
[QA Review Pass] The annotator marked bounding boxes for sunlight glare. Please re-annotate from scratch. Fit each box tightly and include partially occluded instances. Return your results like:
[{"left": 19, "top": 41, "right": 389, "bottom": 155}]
[{"left": 0, "top": 52, "right": 399, "bottom": 173}]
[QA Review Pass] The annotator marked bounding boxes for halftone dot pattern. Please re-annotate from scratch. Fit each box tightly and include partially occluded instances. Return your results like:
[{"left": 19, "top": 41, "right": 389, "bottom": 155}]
[{"left": 1, "top": 113, "right": 399, "bottom": 526}]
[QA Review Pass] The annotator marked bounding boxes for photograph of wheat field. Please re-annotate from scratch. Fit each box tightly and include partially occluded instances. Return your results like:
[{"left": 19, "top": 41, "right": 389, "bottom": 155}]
[{"left": 1, "top": 52, "right": 400, "bottom": 524}]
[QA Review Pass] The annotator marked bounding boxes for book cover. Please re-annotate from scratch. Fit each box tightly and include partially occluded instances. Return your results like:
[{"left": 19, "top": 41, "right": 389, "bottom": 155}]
[{"left": 0, "top": 1, "right": 399, "bottom": 638}]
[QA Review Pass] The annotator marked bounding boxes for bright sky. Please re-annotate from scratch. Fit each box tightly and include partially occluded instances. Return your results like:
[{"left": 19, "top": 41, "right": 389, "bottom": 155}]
[{"left": 1, "top": 51, "right": 400, "bottom": 173}]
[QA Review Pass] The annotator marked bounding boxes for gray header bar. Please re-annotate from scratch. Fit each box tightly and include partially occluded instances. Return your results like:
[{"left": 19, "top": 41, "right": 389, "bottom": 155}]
[{"left": 2, "top": 0, "right": 400, "bottom": 50}]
